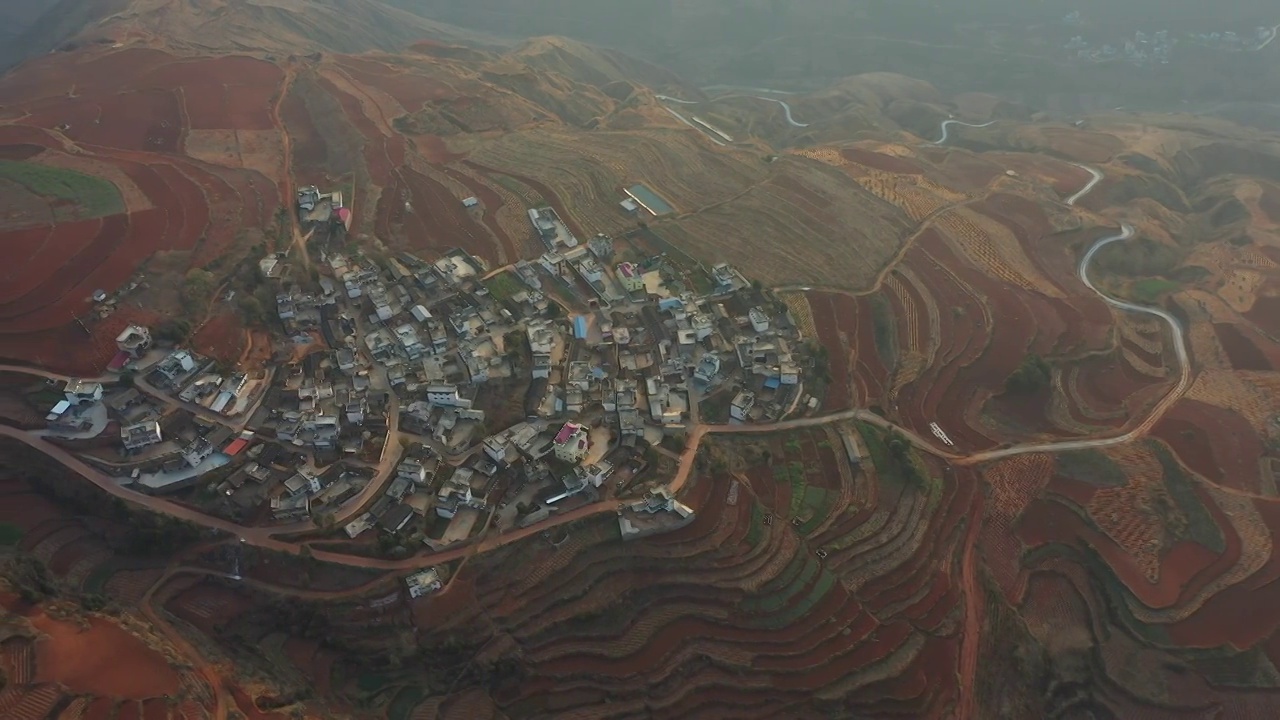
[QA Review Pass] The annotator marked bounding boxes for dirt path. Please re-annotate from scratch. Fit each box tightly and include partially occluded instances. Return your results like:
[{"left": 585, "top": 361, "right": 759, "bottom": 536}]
[
  {"left": 955, "top": 489, "right": 985, "bottom": 720},
  {"left": 270, "top": 62, "right": 309, "bottom": 270},
  {"left": 140, "top": 570, "right": 229, "bottom": 720}
]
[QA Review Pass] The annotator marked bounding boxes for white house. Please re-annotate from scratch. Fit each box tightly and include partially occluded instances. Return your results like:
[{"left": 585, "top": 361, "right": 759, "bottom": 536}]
[
  {"left": 120, "top": 421, "right": 163, "bottom": 451},
  {"left": 617, "top": 262, "right": 644, "bottom": 292},
  {"left": 749, "top": 307, "right": 770, "bottom": 334},
  {"left": 553, "top": 422, "right": 590, "bottom": 464},
  {"left": 63, "top": 380, "right": 103, "bottom": 406},
  {"left": 405, "top": 568, "right": 443, "bottom": 598},
  {"left": 426, "top": 384, "right": 471, "bottom": 409},
  {"left": 731, "top": 391, "right": 756, "bottom": 422},
  {"left": 115, "top": 325, "right": 152, "bottom": 359}
]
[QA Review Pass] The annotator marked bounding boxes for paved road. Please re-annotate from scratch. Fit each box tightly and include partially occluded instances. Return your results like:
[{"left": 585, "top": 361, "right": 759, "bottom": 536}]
[
  {"left": 0, "top": 162, "right": 1196, "bottom": 576},
  {"left": 753, "top": 96, "right": 809, "bottom": 127},
  {"left": 1256, "top": 23, "right": 1280, "bottom": 51},
  {"left": 656, "top": 92, "right": 809, "bottom": 128},
  {"left": 1066, "top": 163, "right": 1105, "bottom": 206},
  {"left": 934, "top": 119, "right": 995, "bottom": 145},
  {"left": 965, "top": 223, "right": 1192, "bottom": 464}
]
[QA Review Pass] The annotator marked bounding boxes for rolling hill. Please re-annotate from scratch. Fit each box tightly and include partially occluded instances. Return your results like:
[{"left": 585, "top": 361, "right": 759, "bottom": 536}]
[{"left": 4, "top": 1, "right": 1280, "bottom": 718}]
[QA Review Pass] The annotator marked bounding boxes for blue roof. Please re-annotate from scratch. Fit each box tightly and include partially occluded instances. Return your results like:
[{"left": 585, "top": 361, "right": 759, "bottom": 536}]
[
  {"left": 764, "top": 377, "right": 781, "bottom": 390},
  {"left": 573, "top": 316, "right": 588, "bottom": 339}
]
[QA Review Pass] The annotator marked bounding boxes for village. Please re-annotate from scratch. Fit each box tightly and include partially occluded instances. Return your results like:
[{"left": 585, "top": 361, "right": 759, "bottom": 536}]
[{"left": 36, "top": 183, "right": 826, "bottom": 594}]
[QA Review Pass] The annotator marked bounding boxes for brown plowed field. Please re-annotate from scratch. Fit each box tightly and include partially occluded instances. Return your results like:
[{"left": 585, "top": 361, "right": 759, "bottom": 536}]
[
  {"left": 23, "top": 89, "right": 182, "bottom": 153},
  {"left": 1244, "top": 294, "right": 1280, "bottom": 339},
  {"left": 29, "top": 612, "right": 180, "bottom": 699},
  {"left": 334, "top": 56, "right": 454, "bottom": 111},
  {"left": 1152, "top": 400, "right": 1263, "bottom": 493},
  {"left": 841, "top": 148, "right": 924, "bottom": 174},
  {"left": 1214, "top": 322, "right": 1274, "bottom": 371}
]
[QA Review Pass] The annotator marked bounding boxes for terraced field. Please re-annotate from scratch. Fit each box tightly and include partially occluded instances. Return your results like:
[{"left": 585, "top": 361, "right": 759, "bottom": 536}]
[
  {"left": 348, "top": 425, "right": 973, "bottom": 718},
  {"left": 975, "top": 441, "right": 1280, "bottom": 716}
]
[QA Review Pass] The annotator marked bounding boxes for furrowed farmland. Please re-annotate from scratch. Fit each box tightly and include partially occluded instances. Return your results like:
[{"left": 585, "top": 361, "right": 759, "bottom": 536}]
[{"left": 5, "top": 7, "right": 1280, "bottom": 719}]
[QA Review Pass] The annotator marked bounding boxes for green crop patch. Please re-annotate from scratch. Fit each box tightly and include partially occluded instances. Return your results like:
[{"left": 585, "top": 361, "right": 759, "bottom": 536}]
[
  {"left": 0, "top": 522, "right": 21, "bottom": 546},
  {"left": 0, "top": 160, "right": 124, "bottom": 221}
]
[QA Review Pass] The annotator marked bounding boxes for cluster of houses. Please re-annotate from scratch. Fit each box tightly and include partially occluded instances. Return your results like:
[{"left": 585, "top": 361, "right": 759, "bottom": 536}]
[{"left": 37, "top": 178, "right": 825, "bottom": 564}]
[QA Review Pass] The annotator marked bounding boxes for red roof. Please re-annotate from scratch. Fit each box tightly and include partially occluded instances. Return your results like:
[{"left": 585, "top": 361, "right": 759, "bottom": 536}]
[
  {"left": 106, "top": 350, "right": 130, "bottom": 372},
  {"left": 223, "top": 438, "right": 249, "bottom": 456},
  {"left": 554, "top": 422, "right": 583, "bottom": 444}
]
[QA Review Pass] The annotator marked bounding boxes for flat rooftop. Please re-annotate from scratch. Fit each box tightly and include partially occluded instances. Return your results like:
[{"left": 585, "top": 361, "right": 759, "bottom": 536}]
[{"left": 625, "top": 184, "right": 675, "bottom": 216}]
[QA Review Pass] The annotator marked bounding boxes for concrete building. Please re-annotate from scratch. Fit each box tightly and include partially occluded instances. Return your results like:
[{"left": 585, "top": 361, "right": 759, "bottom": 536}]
[
  {"left": 397, "top": 458, "right": 428, "bottom": 485},
  {"left": 731, "top": 391, "right": 756, "bottom": 422},
  {"left": 553, "top": 421, "right": 590, "bottom": 464},
  {"left": 618, "top": 488, "right": 695, "bottom": 540},
  {"left": 115, "top": 325, "right": 152, "bottom": 359},
  {"left": 749, "top": 307, "right": 770, "bottom": 333},
  {"left": 120, "top": 421, "right": 163, "bottom": 451},
  {"left": 617, "top": 262, "right": 644, "bottom": 292},
  {"left": 63, "top": 380, "right": 103, "bottom": 406},
  {"left": 405, "top": 568, "right": 443, "bottom": 598},
  {"left": 426, "top": 384, "right": 471, "bottom": 409},
  {"left": 436, "top": 469, "right": 474, "bottom": 518}
]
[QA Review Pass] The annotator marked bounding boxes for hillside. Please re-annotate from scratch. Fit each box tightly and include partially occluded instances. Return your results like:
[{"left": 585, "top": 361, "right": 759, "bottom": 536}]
[
  {"left": 4, "top": 4, "right": 1280, "bottom": 719},
  {"left": 0, "top": 0, "right": 497, "bottom": 69}
]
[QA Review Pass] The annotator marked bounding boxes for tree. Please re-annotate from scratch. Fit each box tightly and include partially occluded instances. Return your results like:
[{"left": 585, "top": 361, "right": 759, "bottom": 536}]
[
  {"left": 237, "top": 295, "right": 265, "bottom": 325},
  {"left": 1005, "top": 354, "right": 1052, "bottom": 395},
  {"left": 181, "top": 268, "right": 216, "bottom": 312}
]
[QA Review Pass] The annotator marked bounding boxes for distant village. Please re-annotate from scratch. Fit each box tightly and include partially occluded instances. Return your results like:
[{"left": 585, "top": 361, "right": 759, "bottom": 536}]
[
  {"left": 40, "top": 181, "right": 826, "bottom": 597},
  {"left": 1060, "top": 14, "right": 1277, "bottom": 66}
]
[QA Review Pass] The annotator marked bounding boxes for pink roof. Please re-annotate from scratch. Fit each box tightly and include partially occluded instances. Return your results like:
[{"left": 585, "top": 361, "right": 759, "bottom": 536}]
[
  {"left": 618, "top": 262, "right": 637, "bottom": 278},
  {"left": 554, "top": 422, "right": 583, "bottom": 444}
]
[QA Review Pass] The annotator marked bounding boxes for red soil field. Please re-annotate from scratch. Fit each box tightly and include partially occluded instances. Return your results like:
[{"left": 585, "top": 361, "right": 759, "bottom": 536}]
[
  {"left": 1152, "top": 400, "right": 1263, "bottom": 492},
  {"left": 82, "top": 697, "right": 116, "bottom": 720},
  {"left": 22, "top": 88, "right": 182, "bottom": 153},
  {"left": 1244, "top": 295, "right": 1280, "bottom": 338},
  {"left": 441, "top": 166, "right": 520, "bottom": 260},
  {"left": 805, "top": 291, "right": 853, "bottom": 411},
  {"left": 0, "top": 304, "right": 162, "bottom": 375},
  {"left": 279, "top": 87, "right": 327, "bottom": 175},
  {"left": 0, "top": 217, "right": 102, "bottom": 304},
  {"left": 1214, "top": 322, "right": 1274, "bottom": 371},
  {"left": 1070, "top": 350, "right": 1167, "bottom": 418},
  {"left": 335, "top": 56, "right": 454, "bottom": 111},
  {"left": 167, "top": 582, "right": 255, "bottom": 634},
  {"left": 116, "top": 700, "right": 141, "bottom": 720},
  {"left": 318, "top": 76, "right": 399, "bottom": 187},
  {"left": 841, "top": 148, "right": 924, "bottom": 174},
  {"left": 397, "top": 167, "right": 497, "bottom": 263},
  {"left": 995, "top": 153, "right": 1094, "bottom": 196},
  {"left": 147, "top": 56, "right": 282, "bottom": 130},
  {"left": 147, "top": 163, "right": 212, "bottom": 251},
  {"left": 938, "top": 153, "right": 1006, "bottom": 189},
  {"left": 0, "top": 144, "right": 45, "bottom": 160},
  {"left": 0, "top": 226, "right": 50, "bottom": 272},
  {"left": 835, "top": 291, "right": 891, "bottom": 397},
  {"left": 141, "top": 698, "right": 169, "bottom": 720},
  {"left": 190, "top": 312, "right": 246, "bottom": 366},
  {"left": 1017, "top": 498, "right": 1193, "bottom": 610},
  {"left": 27, "top": 611, "right": 180, "bottom": 699},
  {"left": 466, "top": 162, "right": 586, "bottom": 240}
]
